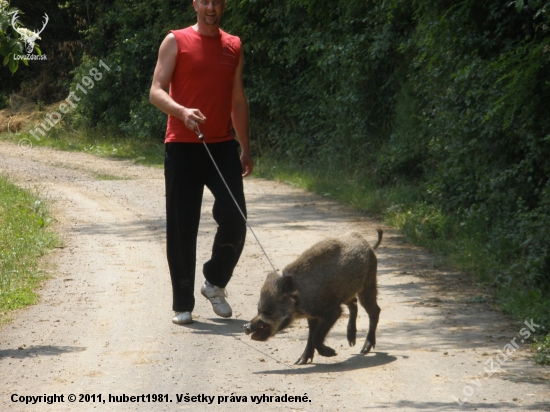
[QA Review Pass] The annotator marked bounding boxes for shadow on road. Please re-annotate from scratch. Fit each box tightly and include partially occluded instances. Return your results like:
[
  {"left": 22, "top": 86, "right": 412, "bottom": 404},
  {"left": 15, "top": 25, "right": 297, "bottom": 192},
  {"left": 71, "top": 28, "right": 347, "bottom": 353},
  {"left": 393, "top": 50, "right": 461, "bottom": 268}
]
[
  {"left": 174, "top": 318, "right": 249, "bottom": 335},
  {"left": 0, "top": 345, "right": 86, "bottom": 360},
  {"left": 256, "top": 351, "right": 398, "bottom": 375}
]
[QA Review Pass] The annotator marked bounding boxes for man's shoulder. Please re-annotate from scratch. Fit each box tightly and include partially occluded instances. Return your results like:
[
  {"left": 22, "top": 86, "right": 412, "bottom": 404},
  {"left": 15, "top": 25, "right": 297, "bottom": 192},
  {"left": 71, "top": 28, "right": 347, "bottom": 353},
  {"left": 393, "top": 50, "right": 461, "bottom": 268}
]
[
  {"left": 219, "top": 29, "right": 241, "bottom": 43},
  {"left": 169, "top": 26, "right": 195, "bottom": 37}
]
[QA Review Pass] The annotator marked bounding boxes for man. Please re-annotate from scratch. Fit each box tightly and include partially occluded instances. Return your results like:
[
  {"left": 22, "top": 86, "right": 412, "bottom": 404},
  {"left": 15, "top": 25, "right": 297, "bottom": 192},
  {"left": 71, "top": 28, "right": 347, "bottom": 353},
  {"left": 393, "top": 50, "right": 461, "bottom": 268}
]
[{"left": 149, "top": 0, "right": 253, "bottom": 325}]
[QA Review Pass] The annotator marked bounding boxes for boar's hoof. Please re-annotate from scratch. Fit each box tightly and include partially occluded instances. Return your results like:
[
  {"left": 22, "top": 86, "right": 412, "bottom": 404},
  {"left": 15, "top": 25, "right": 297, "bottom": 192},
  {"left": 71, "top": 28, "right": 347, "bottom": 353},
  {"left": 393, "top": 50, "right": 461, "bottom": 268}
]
[
  {"left": 294, "top": 355, "right": 313, "bottom": 365},
  {"left": 347, "top": 328, "right": 356, "bottom": 347},
  {"left": 361, "top": 340, "right": 374, "bottom": 354},
  {"left": 317, "top": 345, "right": 337, "bottom": 357}
]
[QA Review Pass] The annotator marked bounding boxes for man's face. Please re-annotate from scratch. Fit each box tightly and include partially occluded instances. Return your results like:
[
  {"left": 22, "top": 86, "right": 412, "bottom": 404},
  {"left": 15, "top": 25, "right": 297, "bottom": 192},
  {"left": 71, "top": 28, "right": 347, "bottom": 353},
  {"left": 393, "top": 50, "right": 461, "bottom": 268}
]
[{"left": 193, "top": 0, "right": 225, "bottom": 27}]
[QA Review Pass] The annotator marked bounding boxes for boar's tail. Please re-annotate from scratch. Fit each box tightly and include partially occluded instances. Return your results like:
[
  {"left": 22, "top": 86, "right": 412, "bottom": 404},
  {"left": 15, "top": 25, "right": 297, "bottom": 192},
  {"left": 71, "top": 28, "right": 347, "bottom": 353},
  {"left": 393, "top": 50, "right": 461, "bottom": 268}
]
[{"left": 373, "top": 228, "right": 383, "bottom": 250}]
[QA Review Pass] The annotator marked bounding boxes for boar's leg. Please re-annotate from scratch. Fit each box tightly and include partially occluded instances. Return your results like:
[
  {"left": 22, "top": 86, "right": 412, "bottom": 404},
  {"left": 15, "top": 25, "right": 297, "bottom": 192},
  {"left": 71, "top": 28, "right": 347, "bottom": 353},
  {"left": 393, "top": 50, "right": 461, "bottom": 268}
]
[
  {"left": 313, "top": 306, "right": 341, "bottom": 358},
  {"left": 295, "top": 318, "right": 319, "bottom": 365},
  {"left": 345, "top": 298, "right": 358, "bottom": 347},
  {"left": 358, "top": 288, "right": 380, "bottom": 354}
]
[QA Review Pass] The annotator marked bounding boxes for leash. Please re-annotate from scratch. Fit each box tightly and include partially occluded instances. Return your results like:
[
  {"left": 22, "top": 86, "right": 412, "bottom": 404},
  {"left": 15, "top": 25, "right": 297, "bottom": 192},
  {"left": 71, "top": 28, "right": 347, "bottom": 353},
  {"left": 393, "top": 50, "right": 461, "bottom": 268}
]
[
  {"left": 197, "top": 127, "right": 296, "bottom": 370},
  {"left": 195, "top": 125, "right": 278, "bottom": 274},
  {"left": 232, "top": 336, "right": 296, "bottom": 370}
]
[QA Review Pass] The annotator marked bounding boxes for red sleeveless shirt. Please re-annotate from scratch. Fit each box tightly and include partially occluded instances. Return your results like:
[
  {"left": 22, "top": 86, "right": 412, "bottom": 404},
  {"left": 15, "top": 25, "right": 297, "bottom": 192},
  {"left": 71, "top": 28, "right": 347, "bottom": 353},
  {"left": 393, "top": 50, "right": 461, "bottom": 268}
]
[{"left": 165, "top": 27, "right": 241, "bottom": 143}]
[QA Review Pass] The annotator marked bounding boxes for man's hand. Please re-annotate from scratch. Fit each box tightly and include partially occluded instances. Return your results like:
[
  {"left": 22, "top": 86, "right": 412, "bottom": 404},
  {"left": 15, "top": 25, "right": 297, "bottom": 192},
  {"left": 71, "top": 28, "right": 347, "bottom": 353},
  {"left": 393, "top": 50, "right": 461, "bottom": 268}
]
[
  {"left": 240, "top": 152, "right": 254, "bottom": 177},
  {"left": 181, "top": 107, "right": 206, "bottom": 133}
]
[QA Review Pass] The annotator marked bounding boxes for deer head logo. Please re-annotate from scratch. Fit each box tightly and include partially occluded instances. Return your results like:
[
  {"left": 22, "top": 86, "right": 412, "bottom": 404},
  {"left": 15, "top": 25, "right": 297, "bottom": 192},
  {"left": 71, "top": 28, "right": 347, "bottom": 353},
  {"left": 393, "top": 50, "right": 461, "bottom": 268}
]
[{"left": 10, "top": 11, "right": 49, "bottom": 55}]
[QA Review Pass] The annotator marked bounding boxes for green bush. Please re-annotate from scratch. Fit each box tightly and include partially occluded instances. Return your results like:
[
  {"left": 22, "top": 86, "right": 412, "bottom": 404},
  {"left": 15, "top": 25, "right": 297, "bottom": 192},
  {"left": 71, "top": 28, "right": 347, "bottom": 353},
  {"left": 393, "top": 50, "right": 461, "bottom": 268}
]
[{"left": 533, "top": 333, "right": 550, "bottom": 365}]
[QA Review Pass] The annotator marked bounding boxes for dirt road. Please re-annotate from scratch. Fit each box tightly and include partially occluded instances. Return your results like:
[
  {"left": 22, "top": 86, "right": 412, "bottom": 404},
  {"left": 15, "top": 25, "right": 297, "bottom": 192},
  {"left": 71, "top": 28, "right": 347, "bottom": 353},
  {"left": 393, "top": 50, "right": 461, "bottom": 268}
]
[{"left": 0, "top": 141, "right": 548, "bottom": 411}]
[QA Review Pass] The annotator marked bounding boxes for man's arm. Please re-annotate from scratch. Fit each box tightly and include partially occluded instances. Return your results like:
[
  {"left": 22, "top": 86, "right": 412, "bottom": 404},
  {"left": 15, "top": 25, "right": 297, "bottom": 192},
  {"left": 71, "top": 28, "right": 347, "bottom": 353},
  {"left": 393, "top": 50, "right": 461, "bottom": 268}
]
[
  {"left": 149, "top": 33, "right": 205, "bottom": 132},
  {"left": 231, "top": 47, "right": 254, "bottom": 177}
]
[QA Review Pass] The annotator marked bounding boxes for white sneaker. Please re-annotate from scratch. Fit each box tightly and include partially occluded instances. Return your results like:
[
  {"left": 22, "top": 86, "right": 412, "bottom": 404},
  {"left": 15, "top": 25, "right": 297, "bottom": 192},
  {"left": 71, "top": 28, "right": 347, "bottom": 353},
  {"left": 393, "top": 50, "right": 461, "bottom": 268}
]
[
  {"left": 201, "top": 280, "right": 232, "bottom": 318},
  {"left": 172, "top": 311, "right": 192, "bottom": 325}
]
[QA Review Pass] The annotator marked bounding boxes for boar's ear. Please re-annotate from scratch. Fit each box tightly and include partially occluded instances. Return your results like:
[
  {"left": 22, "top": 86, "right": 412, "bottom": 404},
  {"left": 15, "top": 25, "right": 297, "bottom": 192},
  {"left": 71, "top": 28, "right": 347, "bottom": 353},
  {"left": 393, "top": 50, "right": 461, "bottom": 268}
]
[{"left": 278, "top": 275, "right": 295, "bottom": 295}]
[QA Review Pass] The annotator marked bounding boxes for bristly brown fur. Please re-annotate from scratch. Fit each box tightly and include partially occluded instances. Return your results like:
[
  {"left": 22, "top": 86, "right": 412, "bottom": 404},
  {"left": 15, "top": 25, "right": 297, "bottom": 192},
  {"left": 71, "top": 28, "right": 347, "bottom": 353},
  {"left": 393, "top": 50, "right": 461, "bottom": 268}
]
[{"left": 244, "top": 230, "right": 383, "bottom": 365}]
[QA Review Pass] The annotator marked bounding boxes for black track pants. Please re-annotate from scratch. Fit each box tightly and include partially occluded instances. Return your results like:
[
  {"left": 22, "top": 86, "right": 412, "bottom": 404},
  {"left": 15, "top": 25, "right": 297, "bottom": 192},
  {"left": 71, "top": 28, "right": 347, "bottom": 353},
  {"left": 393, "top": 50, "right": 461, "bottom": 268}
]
[{"left": 164, "top": 140, "right": 247, "bottom": 312}]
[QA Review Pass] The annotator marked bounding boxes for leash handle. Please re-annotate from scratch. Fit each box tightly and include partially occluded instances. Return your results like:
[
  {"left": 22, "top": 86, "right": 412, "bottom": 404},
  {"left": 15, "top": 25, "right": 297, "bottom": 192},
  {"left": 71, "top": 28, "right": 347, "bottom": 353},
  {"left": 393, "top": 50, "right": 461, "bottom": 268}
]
[{"left": 195, "top": 123, "right": 204, "bottom": 141}]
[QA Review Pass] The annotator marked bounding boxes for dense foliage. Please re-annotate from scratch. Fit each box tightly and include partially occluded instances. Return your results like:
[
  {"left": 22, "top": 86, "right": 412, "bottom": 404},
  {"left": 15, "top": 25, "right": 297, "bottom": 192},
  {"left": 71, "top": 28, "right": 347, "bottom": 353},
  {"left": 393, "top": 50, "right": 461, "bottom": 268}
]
[
  {"left": 233, "top": 0, "right": 550, "bottom": 309},
  {"left": 405, "top": 0, "right": 550, "bottom": 295},
  {"left": 4, "top": 0, "right": 550, "bottom": 325}
]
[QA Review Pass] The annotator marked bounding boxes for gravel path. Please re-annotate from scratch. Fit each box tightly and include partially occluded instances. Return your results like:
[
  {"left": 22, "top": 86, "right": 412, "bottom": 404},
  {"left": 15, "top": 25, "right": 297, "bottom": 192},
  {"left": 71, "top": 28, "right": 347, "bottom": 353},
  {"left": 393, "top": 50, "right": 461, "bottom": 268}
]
[{"left": 0, "top": 141, "right": 548, "bottom": 411}]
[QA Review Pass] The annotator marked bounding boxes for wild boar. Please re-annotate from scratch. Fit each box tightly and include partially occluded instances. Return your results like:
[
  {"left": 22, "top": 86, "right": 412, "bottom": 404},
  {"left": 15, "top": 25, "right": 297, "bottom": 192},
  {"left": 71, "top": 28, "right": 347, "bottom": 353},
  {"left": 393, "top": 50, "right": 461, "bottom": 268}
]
[{"left": 244, "top": 229, "right": 382, "bottom": 365}]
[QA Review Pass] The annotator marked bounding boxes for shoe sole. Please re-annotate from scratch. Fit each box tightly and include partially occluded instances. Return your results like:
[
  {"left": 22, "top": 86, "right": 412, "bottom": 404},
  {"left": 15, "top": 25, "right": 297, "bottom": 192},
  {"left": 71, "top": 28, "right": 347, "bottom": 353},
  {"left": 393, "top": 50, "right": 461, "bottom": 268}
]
[{"left": 172, "top": 319, "right": 192, "bottom": 325}]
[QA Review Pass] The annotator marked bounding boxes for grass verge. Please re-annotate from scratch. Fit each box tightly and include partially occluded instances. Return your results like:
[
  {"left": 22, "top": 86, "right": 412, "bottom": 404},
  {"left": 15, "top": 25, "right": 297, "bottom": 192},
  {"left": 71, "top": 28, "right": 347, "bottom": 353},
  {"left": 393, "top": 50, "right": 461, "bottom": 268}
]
[
  {"left": 1, "top": 124, "right": 165, "bottom": 168},
  {"left": 0, "top": 175, "right": 60, "bottom": 324}
]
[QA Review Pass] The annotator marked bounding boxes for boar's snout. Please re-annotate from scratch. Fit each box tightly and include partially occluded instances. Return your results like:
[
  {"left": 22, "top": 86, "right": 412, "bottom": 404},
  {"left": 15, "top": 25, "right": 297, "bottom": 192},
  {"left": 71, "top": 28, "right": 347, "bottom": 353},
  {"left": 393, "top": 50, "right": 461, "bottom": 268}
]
[
  {"left": 243, "top": 319, "right": 272, "bottom": 341},
  {"left": 243, "top": 323, "right": 253, "bottom": 335}
]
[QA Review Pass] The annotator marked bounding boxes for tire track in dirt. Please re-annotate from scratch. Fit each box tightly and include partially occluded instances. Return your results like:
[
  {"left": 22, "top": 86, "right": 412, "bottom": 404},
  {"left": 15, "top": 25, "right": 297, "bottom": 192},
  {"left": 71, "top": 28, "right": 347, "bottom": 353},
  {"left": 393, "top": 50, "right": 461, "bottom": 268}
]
[{"left": 0, "top": 142, "right": 548, "bottom": 411}]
